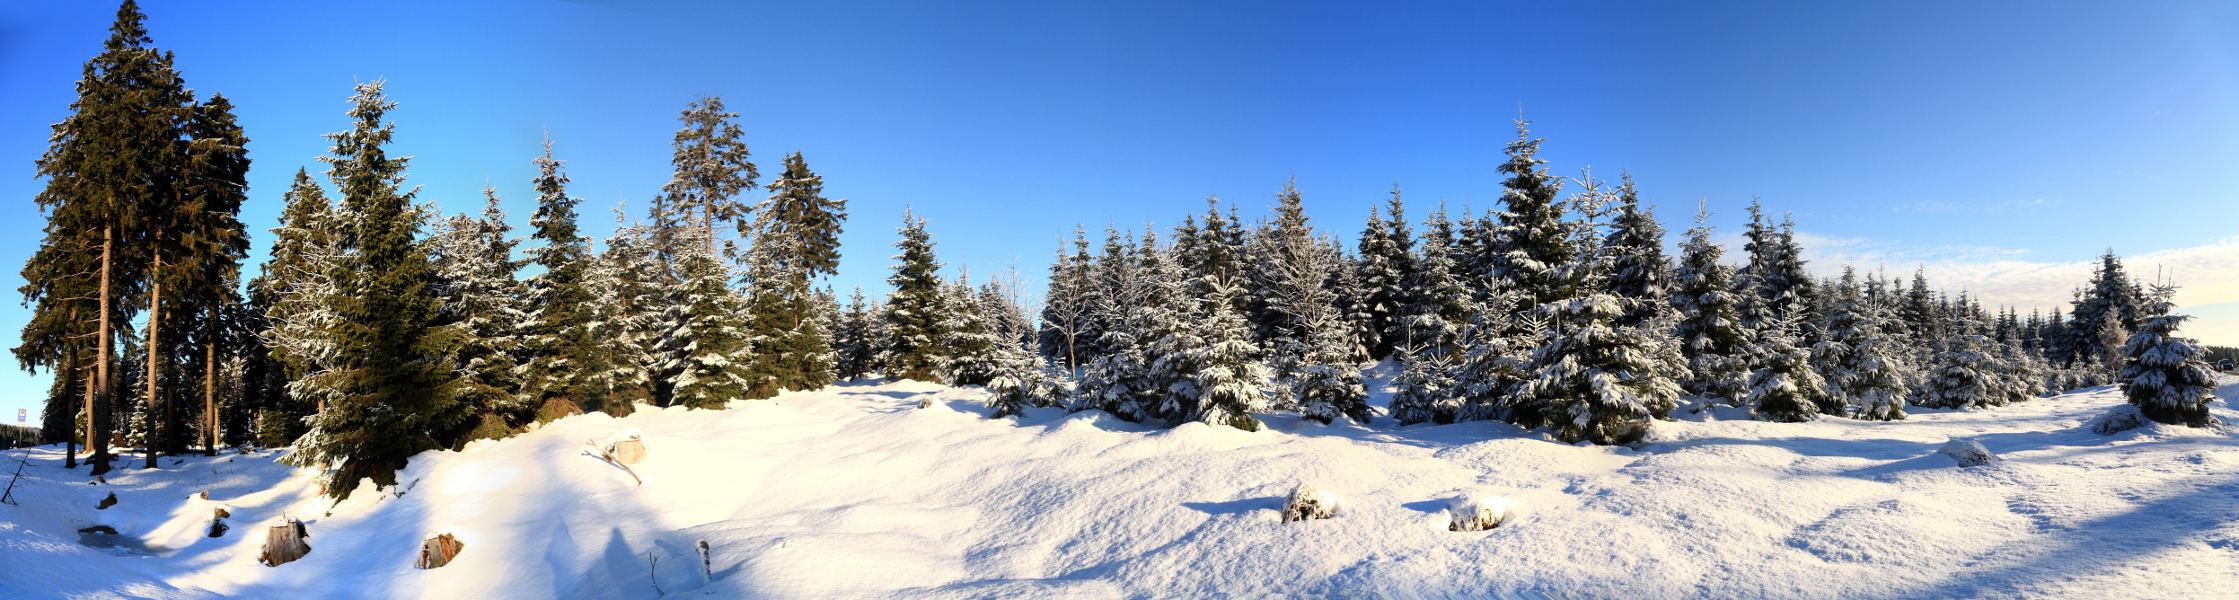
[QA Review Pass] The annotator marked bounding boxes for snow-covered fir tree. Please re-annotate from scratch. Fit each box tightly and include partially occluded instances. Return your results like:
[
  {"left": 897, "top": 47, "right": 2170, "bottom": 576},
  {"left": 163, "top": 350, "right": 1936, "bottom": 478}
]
[
  {"left": 428, "top": 189, "right": 530, "bottom": 426},
  {"left": 1451, "top": 282, "right": 1537, "bottom": 422},
  {"left": 741, "top": 151, "right": 846, "bottom": 396},
  {"left": 1392, "top": 201, "right": 1470, "bottom": 359},
  {"left": 935, "top": 270, "right": 1003, "bottom": 387},
  {"left": 1745, "top": 314, "right": 1827, "bottom": 423},
  {"left": 291, "top": 81, "right": 470, "bottom": 499},
  {"left": 1488, "top": 119, "right": 1572, "bottom": 314},
  {"left": 1182, "top": 276, "right": 1272, "bottom": 431},
  {"left": 879, "top": 210, "right": 947, "bottom": 381},
  {"left": 1515, "top": 174, "right": 1681, "bottom": 443},
  {"left": 1669, "top": 206, "right": 1750, "bottom": 405},
  {"left": 1389, "top": 350, "right": 1458, "bottom": 426},
  {"left": 1356, "top": 187, "right": 1418, "bottom": 360},
  {"left": 586, "top": 206, "right": 664, "bottom": 404},
  {"left": 1920, "top": 326, "right": 1994, "bottom": 410},
  {"left": 2118, "top": 283, "right": 2219, "bottom": 427},
  {"left": 833, "top": 286, "right": 877, "bottom": 381},
  {"left": 985, "top": 336, "right": 1059, "bottom": 419},
  {"left": 1604, "top": 175, "right": 1672, "bottom": 328},
  {"left": 520, "top": 142, "right": 610, "bottom": 412},
  {"left": 1037, "top": 227, "right": 1097, "bottom": 375},
  {"left": 1812, "top": 268, "right": 1908, "bottom": 420},
  {"left": 665, "top": 227, "right": 751, "bottom": 409}
]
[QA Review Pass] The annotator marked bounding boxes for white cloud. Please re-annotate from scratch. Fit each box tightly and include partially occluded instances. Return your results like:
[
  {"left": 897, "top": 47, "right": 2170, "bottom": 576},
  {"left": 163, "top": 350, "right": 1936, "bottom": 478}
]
[{"left": 1786, "top": 232, "right": 2239, "bottom": 345}]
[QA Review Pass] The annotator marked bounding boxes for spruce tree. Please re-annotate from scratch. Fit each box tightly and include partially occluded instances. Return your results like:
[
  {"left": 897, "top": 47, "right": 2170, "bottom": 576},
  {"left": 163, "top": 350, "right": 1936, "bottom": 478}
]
[
  {"left": 655, "top": 96, "right": 758, "bottom": 258},
  {"left": 1184, "top": 277, "right": 1272, "bottom": 431},
  {"left": 1746, "top": 315, "right": 1827, "bottom": 423},
  {"left": 429, "top": 190, "right": 529, "bottom": 429},
  {"left": 2118, "top": 284, "right": 2219, "bottom": 426},
  {"left": 521, "top": 142, "right": 609, "bottom": 412},
  {"left": 1604, "top": 176, "right": 1672, "bottom": 328},
  {"left": 880, "top": 211, "right": 947, "bottom": 381},
  {"left": 1921, "top": 326, "right": 1993, "bottom": 410},
  {"left": 293, "top": 82, "right": 469, "bottom": 499},
  {"left": 1516, "top": 176, "right": 1681, "bottom": 443},
  {"left": 1038, "top": 227, "right": 1096, "bottom": 374},
  {"left": 177, "top": 94, "right": 252, "bottom": 455},
  {"left": 248, "top": 169, "right": 336, "bottom": 443},
  {"left": 1389, "top": 351, "right": 1458, "bottom": 426},
  {"left": 586, "top": 207, "right": 664, "bottom": 404},
  {"left": 834, "top": 286, "right": 877, "bottom": 381},
  {"left": 666, "top": 226, "right": 751, "bottom": 409},
  {"left": 936, "top": 272, "right": 1003, "bottom": 386},
  {"left": 1392, "top": 201, "right": 1470, "bottom": 359},
  {"left": 1489, "top": 119, "right": 1571, "bottom": 313},
  {"left": 1670, "top": 207, "right": 1750, "bottom": 405},
  {"left": 23, "top": 0, "right": 195, "bottom": 474},
  {"left": 741, "top": 151, "right": 847, "bottom": 396},
  {"left": 1357, "top": 187, "right": 1417, "bottom": 359},
  {"left": 1813, "top": 269, "right": 1908, "bottom": 420}
]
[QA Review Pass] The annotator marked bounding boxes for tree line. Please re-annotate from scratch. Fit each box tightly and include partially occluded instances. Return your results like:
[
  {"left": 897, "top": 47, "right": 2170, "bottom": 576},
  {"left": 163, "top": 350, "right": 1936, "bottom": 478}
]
[{"left": 17, "top": 1, "right": 2220, "bottom": 499}]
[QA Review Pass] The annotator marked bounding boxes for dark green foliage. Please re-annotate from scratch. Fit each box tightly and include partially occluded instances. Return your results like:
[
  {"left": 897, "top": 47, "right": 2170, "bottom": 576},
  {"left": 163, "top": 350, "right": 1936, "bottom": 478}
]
[
  {"left": 1489, "top": 119, "right": 1572, "bottom": 313},
  {"left": 522, "top": 143, "right": 610, "bottom": 412},
  {"left": 742, "top": 152, "right": 846, "bottom": 397},
  {"left": 667, "top": 228, "right": 751, "bottom": 409},
  {"left": 534, "top": 397, "right": 583, "bottom": 426},
  {"left": 655, "top": 96, "right": 758, "bottom": 257},
  {"left": 293, "top": 82, "right": 470, "bottom": 500},
  {"left": 880, "top": 211, "right": 947, "bottom": 382},
  {"left": 1670, "top": 208, "right": 1749, "bottom": 404}
]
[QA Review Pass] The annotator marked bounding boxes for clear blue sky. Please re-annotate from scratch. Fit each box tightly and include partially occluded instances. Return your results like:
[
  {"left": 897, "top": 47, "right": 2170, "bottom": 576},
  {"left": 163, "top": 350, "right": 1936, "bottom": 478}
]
[{"left": 4, "top": 0, "right": 2237, "bottom": 424}]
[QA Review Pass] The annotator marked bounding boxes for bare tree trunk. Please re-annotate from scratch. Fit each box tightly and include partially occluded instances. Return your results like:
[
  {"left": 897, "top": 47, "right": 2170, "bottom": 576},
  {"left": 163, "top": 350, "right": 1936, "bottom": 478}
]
[
  {"left": 205, "top": 323, "right": 217, "bottom": 456},
  {"left": 145, "top": 246, "right": 161, "bottom": 470},
  {"left": 63, "top": 322, "right": 77, "bottom": 469},
  {"left": 91, "top": 224, "right": 114, "bottom": 476}
]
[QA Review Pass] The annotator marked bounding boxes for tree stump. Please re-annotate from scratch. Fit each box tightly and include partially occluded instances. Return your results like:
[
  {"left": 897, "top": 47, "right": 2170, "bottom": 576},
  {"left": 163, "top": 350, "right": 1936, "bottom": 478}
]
[
  {"left": 97, "top": 492, "right": 118, "bottom": 510},
  {"left": 259, "top": 520, "right": 311, "bottom": 566},
  {"left": 416, "top": 533, "right": 464, "bottom": 569},
  {"left": 611, "top": 438, "right": 646, "bottom": 465}
]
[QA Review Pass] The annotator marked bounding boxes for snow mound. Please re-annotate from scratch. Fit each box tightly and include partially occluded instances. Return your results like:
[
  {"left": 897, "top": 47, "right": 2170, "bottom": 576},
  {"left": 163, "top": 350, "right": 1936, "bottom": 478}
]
[
  {"left": 1938, "top": 439, "right": 1999, "bottom": 467},
  {"left": 1446, "top": 493, "right": 1513, "bottom": 532},
  {"left": 1280, "top": 483, "right": 1339, "bottom": 522},
  {"left": 2088, "top": 404, "right": 2146, "bottom": 435}
]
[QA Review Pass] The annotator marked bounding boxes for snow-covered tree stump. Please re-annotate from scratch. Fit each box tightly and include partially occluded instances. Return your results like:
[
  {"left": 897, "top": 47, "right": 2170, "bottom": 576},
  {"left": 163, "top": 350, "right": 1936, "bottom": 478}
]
[
  {"left": 259, "top": 520, "right": 311, "bottom": 566},
  {"left": 1447, "top": 494, "right": 1512, "bottom": 532},
  {"left": 416, "top": 533, "right": 464, "bottom": 569},
  {"left": 1281, "top": 484, "right": 1338, "bottom": 522},
  {"left": 1938, "top": 439, "right": 1999, "bottom": 467},
  {"left": 608, "top": 429, "right": 646, "bottom": 465}
]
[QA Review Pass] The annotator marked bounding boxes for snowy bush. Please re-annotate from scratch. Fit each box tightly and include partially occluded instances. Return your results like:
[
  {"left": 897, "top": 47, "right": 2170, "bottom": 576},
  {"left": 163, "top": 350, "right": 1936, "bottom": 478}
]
[
  {"left": 2088, "top": 404, "right": 2147, "bottom": 436},
  {"left": 1281, "top": 484, "right": 1339, "bottom": 522},
  {"left": 1937, "top": 439, "right": 1999, "bottom": 467},
  {"left": 1446, "top": 493, "right": 1513, "bottom": 532}
]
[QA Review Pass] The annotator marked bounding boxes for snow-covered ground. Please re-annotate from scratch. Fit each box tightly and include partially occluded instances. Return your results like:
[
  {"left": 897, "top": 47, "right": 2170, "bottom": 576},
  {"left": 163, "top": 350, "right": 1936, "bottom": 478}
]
[{"left": 3, "top": 378, "right": 2236, "bottom": 599}]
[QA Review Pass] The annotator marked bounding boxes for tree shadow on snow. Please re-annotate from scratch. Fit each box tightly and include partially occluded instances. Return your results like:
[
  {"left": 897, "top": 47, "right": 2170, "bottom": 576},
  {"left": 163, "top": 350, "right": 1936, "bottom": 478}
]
[
  {"left": 1910, "top": 472, "right": 2239, "bottom": 597},
  {"left": 1182, "top": 496, "right": 1282, "bottom": 517}
]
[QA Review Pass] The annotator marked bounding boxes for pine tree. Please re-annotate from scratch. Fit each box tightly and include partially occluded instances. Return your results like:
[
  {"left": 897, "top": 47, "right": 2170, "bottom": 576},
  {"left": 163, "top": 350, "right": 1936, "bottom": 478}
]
[
  {"left": 176, "top": 94, "right": 252, "bottom": 455},
  {"left": 1516, "top": 175, "right": 1682, "bottom": 443},
  {"left": 1813, "top": 269, "right": 1908, "bottom": 420},
  {"left": 2118, "top": 284, "right": 2219, "bottom": 426},
  {"left": 1746, "top": 315, "right": 1827, "bottom": 423},
  {"left": 20, "top": 0, "right": 196, "bottom": 474},
  {"left": 1392, "top": 201, "right": 1470, "bottom": 359},
  {"left": 248, "top": 169, "right": 337, "bottom": 444},
  {"left": 1038, "top": 227, "right": 1096, "bottom": 374},
  {"left": 519, "top": 142, "right": 609, "bottom": 412},
  {"left": 654, "top": 96, "right": 758, "bottom": 258},
  {"left": 833, "top": 286, "right": 877, "bottom": 381},
  {"left": 880, "top": 210, "right": 947, "bottom": 381},
  {"left": 1489, "top": 119, "right": 1572, "bottom": 313},
  {"left": 1452, "top": 285, "right": 1537, "bottom": 422},
  {"left": 1670, "top": 207, "right": 1750, "bottom": 405},
  {"left": 586, "top": 206, "right": 664, "bottom": 404},
  {"left": 292, "top": 82, "right": 470, "bottom": 499},
  {"left": 1357, "top": 187, "right": 1417, "bottom": 359},
  {"left": 1183, "top": 277, "right": 1272, "bottom": 431},
  {"left": 1604, "top": 176, "right": 1672, "bottom": 328},
  {"left": 985, "top": 337, "right": 1056, "bottom": 419},
  {"left": 428, "top": 190, "right": 530, "bottom": 431},
  {"left": 666, "top": 227, "right": 751, "bottom": 409},
  {"left": 1921, "top": 326, "right": 1993, "bottom": 410},
  {"left": 1389, "top": 351, "right": 1458, "bottom": 426},
  {"left": 741, "top": 151, "right": 846, "bottom": 396},
  {"left": 935, "top": 272, "right": 1003, "bottom": 386},
  {"left": 2066, "top": 251, "right": 2141, "bottom": 369}
]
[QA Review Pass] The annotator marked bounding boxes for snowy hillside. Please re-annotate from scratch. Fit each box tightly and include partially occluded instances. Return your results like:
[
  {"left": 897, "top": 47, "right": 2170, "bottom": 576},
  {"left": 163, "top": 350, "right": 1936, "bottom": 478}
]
[{"left": 3, "top": 379, "right": 2236, "bottom": 599}]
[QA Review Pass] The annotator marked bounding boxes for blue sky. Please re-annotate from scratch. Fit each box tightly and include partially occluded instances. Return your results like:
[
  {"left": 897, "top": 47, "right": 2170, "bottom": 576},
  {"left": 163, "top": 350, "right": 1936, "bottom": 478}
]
[{"left": 3, "top": 0, "right": 2237, "bottom": 423}]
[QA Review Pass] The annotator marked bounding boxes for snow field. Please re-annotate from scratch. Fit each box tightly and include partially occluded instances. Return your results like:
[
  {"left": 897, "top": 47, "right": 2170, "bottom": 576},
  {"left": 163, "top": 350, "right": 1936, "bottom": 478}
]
[{"left": 0, "top": 378, "right": 2234, "bottom": 598}]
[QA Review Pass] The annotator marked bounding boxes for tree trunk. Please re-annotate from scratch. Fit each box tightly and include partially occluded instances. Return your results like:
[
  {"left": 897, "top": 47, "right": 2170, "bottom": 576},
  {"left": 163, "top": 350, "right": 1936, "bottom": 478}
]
[
  {"left": 204, "top": 319, "right": 218, "bottom": 456},
  {"left": 63, "top": 325, "right": 77, "bottom": 469},
  {"left": 145, "top": 245, "right": 161, "bottom": 470},
  {"left": 91, "top": 224, "right": 114, "bottom": 476}
]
